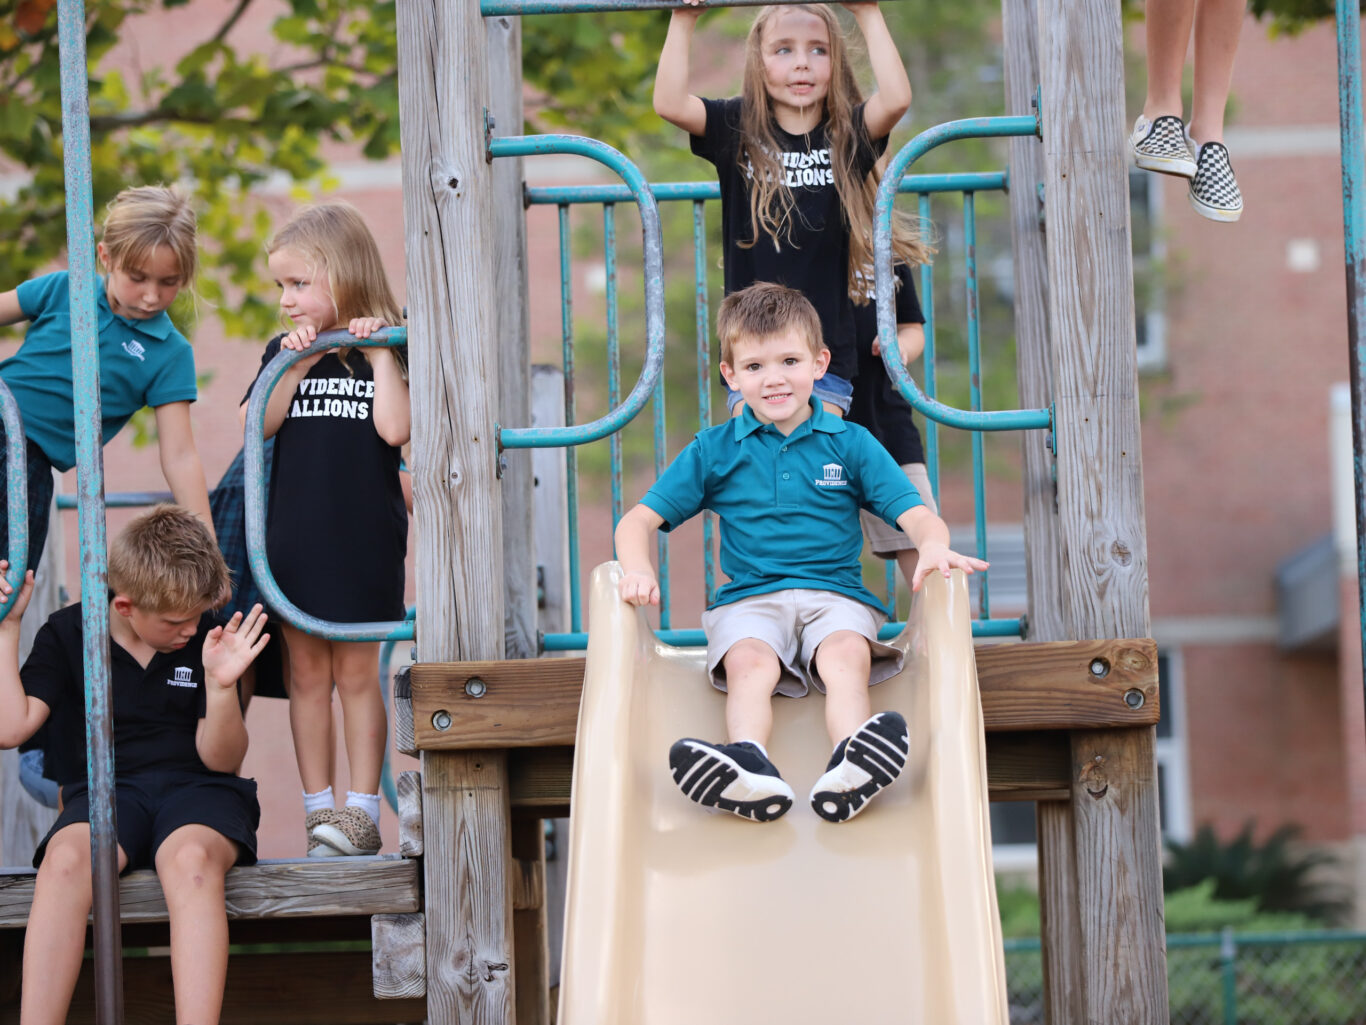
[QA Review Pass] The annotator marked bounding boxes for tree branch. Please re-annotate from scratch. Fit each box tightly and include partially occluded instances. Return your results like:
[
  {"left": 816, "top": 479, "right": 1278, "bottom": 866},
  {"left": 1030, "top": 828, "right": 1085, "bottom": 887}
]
[{"left": 211, "top": 0, "right": 255, "bottom": 45}]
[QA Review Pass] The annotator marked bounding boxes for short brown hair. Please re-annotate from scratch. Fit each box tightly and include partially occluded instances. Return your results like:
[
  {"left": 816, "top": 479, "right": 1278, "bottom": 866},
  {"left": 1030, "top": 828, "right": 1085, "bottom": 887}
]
[
  {"left": 108, "top": 506, "right": 229, "bottom": 613},
  {"left": 717, "top": 282, "right": 824, "bottom": 366}
]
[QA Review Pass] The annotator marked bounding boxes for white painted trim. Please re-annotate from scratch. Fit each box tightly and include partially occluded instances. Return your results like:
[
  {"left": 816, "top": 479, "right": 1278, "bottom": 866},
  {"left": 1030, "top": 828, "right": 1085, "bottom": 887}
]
[
  {"left": 1223, "top": 124, "right": 1341, "bottom": 158},
  {"left": 1150, "top": 615, "right": 1280, "bottom": 646},
  {"left": 1155, "top": 647, "right": 1192, "bottom": 843}
]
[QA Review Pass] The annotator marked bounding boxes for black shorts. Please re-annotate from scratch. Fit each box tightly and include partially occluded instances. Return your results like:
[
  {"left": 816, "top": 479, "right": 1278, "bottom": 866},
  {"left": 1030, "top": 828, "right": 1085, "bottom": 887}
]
[{"left": 35, "top": 771, "right": 260, "bottom": 871}]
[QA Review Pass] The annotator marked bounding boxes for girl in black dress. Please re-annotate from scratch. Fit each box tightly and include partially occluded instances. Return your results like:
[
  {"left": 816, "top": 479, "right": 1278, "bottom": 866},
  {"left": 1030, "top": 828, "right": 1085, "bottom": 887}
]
[{"left": 241, "top": 203, "right": 408, "bottom": 857}]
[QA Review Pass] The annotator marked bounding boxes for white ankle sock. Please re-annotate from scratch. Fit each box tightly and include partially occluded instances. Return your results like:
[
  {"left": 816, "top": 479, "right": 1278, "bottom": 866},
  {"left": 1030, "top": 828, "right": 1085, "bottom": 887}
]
[
  {"left": 346, "top": 790, "right": 382, "bottom": 827},
  {"left": 302, "top": 786, "right": 334, "bottom": 814}
]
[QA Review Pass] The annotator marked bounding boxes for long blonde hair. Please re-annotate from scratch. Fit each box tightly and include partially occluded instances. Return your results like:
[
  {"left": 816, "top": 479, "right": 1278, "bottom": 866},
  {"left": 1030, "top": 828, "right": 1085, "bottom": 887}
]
[
  {"left": 267, "top": 202, "right": 404, "bottom": 372},
  {"left": 737, "top": 5, "right": 930, "bottom": 296}
]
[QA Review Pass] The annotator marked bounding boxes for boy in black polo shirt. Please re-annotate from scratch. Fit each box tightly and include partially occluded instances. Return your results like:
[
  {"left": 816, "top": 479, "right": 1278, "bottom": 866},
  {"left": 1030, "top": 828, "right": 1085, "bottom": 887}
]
[
  {"left": 616, "top": 283, "right": 987, "bottom": 824},
  {"left": 0, "top": 505, "right": 269, "bottom": 1025}
]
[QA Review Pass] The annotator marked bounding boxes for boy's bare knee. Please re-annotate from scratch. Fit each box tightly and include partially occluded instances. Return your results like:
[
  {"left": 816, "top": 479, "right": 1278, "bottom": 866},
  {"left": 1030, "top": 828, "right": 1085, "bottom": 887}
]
[
  {"left": 38, "top": 832, "right": 92, "bottom": 884},
  {"left": 723, "top": 638, "right": 780, "bottom": 678},
  {"left": 157, "top": 833, "right": 231, "bottom": 888},
  {"left": 817, "top": 630, "right": 871, "bottom": 663}
]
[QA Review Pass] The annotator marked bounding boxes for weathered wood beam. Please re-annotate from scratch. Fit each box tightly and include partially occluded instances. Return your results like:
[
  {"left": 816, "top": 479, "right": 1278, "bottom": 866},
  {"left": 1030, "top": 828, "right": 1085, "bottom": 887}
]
[
  {"left": 511, "top": 817, "right": 550, "bottom": 1025},
  {"left": 1036, "top": 0, "right": 1168, "bottom": 1017},
  {"left": 421, "top": 752, "right": 514, "bottom": 1023},
  {"left": 0, "top": 951, "right": 427, "bottom": 1025},
  {"left": 410, "top": 638, "right": 1159, "bottom": 749},
  {"left": 396, "top": 0, "right": 514, "bottom": 1017},
  {"left": 490, "top": 12, "right": 536, "bottom": 662},
  {"left": 373, "top": 912, "right": 427, "bottom": 1000},
  {"left": 0, "top": 857, "right": 419, "bottom": 930},
  {"left": 500, "top": 732, "right": 1073, "bottom": 811},
  {"left": 397, "top": 769, "right": 423, "bottom": 858}
]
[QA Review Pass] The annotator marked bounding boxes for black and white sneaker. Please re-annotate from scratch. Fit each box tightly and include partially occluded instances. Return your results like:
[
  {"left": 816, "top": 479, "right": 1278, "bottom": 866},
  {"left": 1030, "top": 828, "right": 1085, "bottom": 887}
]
[
  {"left": 1129, "top": 115, "right": 1197, "bottom": 178},
  {"left": 669, "top": 739, "right": 795, "bottom": 822},
  {"left": 1187, "top": 140, "right": 1243, "bottom": 222},
  {"left": 809, "top": 711, "right": 910, "bottom": 823}
]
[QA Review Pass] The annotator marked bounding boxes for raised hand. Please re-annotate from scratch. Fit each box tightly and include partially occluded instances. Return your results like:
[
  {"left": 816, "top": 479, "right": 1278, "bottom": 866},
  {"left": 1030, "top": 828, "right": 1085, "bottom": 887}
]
[{"left": 202, "top": 603, "right": 270, "bottom": 689}]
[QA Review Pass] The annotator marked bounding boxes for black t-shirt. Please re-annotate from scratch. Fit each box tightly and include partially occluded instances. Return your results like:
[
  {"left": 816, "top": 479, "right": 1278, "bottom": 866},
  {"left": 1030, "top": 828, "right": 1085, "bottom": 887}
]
[
  {"left": 21, "top": 604, "right": 227, "bottom": 786},
  {"left": 691, "top": 97, "right": 887, "bottom": 381},
  {"left": 244, "top": 337, "right": 407, "bottom": 623},
  {"left": 847, "top": 264, "right": 927, "bottom": 465}
]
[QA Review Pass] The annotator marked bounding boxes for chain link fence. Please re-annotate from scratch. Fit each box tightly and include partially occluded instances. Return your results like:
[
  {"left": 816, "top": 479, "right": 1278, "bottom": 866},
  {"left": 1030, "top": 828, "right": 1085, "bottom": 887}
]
[{"left": 1003, "top": 931, "right": 1366, "bottom": 1024}]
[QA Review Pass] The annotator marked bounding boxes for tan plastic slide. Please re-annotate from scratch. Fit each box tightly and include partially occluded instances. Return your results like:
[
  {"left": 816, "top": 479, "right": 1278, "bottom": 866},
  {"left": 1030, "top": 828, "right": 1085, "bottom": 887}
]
[{"left": 557, "top": 563, "right": 1010, "bottom": 1025}]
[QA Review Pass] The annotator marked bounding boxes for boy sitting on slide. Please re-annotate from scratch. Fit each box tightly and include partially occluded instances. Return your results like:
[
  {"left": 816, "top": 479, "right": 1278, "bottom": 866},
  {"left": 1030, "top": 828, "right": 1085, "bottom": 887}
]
[{"left": 615, "top": 282, "right": 986, "bottom": 823}]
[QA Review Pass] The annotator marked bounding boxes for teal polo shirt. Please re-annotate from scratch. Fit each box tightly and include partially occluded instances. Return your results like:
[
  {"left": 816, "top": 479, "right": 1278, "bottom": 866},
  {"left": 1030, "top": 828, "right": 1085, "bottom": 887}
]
[
  {"left": 641, "top": 400, "right": 923, "bottom": 615},
  {"left": 0, "top": 271, "right": 198, "bottom": 471}
]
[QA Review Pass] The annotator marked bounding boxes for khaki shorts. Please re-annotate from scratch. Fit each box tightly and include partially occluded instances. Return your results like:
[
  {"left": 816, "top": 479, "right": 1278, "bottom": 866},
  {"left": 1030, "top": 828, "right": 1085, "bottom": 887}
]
[
  {"left": 701, "top": 589, "right": 904, "bottom": 698},
  {"left": 861, "top": 463, "right": 939, "bottom": 558}
]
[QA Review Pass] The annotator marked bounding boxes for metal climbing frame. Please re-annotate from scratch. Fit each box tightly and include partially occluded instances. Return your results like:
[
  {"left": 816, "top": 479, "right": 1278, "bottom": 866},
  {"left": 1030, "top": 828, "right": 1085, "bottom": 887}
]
[
  {"left": 0, "top": 380, "right": 28, "bottom": 622},
  {"left": 517, "top": 118, "right": 1053, "bottom": 651}
]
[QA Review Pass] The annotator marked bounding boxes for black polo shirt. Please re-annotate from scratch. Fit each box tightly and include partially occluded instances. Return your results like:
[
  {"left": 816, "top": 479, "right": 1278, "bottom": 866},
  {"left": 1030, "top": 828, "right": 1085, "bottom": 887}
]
[{"left": 21, "top": 603, "right": 226, "bottom": 786}]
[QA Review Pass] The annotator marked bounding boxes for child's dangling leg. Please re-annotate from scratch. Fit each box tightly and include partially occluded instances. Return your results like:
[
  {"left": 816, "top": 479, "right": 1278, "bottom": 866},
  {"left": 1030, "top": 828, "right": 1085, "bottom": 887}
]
[
  {"left": 669, "top": 637, "right": 795, "bottom": 823},
  {"left": 808, "top": 630, "right": 909, "bottom": 823}
]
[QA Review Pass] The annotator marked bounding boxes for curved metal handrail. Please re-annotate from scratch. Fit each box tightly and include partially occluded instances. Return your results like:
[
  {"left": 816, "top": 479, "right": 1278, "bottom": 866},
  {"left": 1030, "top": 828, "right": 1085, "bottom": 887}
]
[
  {"left": 491, "top": 134, "right": 665, "bottom": 450},
  {"left": 873, "top": 114, "right": 1053, "bottom": 433},
  {"left": 243, "top": 328, "right": 416, "bottom": 642},
  {"left": 0, "top": 380, "right": 28, "bottom": 622}
]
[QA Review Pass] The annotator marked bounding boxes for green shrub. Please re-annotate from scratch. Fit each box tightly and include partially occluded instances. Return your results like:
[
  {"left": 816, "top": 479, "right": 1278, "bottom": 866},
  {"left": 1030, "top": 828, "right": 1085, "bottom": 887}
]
[{"left": 1164, "top": 822, "right": 1350, "bottom": 924}]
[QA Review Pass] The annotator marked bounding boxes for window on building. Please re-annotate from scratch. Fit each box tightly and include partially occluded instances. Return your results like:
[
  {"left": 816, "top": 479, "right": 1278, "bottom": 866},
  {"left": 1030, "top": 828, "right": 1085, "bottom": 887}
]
[{"left": 1131, "top": 167, "right": 1167, "bottom": 371}]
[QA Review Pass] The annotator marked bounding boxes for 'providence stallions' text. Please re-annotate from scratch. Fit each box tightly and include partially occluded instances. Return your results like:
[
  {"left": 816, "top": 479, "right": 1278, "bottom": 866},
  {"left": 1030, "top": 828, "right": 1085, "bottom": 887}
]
[
  {"left": 289, "top": 376, "right": 375, "bottom": 420},
  {"left": 743, "top": 145, "right": 836, "bottom": 188}
]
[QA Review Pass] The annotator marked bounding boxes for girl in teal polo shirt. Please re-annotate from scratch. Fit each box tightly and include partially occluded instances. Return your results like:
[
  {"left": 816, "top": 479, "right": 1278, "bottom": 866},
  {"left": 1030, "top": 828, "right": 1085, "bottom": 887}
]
[{"left": 0, "top": 185, "right": 213, "bottom": 573}]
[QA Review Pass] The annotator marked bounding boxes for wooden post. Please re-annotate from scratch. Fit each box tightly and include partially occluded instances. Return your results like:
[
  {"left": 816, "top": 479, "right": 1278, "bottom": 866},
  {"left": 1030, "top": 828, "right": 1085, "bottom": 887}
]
[
  {"left": 490, "top": 14, "right": 537, "bottom": 662},
  {"left": 511, "top": 817, "right": 549, "bottom": 1025},
  {"left": 1035, "top": 0, "right": 1168, "bottom": 1021},
  {"left": 1002, "top": 0, "right": 1065, "bottom": 647},
  {"left": 1000, "top": 2, "right": 1080, "bottom": 1021},
  {"left": 396, "top": 0, "right": 513, "bottom": 1021},
  {"left": 531, "top": 365, "right": 571, "bottom": 994}
]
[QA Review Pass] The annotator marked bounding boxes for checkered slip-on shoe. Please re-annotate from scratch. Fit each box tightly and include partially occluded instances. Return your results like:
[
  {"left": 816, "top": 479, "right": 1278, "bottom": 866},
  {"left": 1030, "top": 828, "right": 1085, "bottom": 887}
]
[
  {"left": 668, "top": 738, "right": 795, "bottom": 822},
  {"left": 809, "top": 711, "right": 910, "bottom": 823},
  {"left": 312, "top": 805, "right": 383, "bottom": 856},
  {"left": 305, "top": 808, "right": 343, "bottom": 858},
  {"left": 1129, "top": 115, "right": 1197, "bottom": 178},
  {"left": 1188, "top": 140, "right": 1243, "bottom": 222}
]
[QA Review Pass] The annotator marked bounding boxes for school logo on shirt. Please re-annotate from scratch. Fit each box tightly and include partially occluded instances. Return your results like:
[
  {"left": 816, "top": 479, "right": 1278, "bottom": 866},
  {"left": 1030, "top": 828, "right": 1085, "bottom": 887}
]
[
  {"left": 166, "top": 666, "right": 195, "bottom": 688},
  {"left": 814, "top": 463, "right": 849, "bottom": 487},
  {"left": 122, "top": 339, "right": 146, "bottom": 362}
]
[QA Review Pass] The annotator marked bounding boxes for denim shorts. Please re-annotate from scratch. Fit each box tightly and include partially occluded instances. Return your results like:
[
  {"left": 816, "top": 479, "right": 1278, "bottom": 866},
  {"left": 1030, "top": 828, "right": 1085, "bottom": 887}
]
[{"left": 724, "top": 371, "right": 855, "bottom": 415}]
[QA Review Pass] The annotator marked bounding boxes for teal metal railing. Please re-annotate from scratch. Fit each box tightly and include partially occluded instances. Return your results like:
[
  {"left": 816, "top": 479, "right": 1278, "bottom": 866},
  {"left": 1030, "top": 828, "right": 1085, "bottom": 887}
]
[
  {"left": 525, "top": 126, "right": 1043, "bottom": 649},
  {"left": 0, "top": 381, "right": 29, "bottom": 622},
  {"left": 241, "top": 328, "right": 415, "bottom": 643}
]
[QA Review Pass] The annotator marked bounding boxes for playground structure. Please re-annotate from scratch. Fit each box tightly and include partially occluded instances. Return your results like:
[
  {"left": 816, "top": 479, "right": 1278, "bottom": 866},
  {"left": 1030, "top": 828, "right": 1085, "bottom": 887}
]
[{"left": 0, "top": 0, "right": 1364, "bottom": 1024}]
